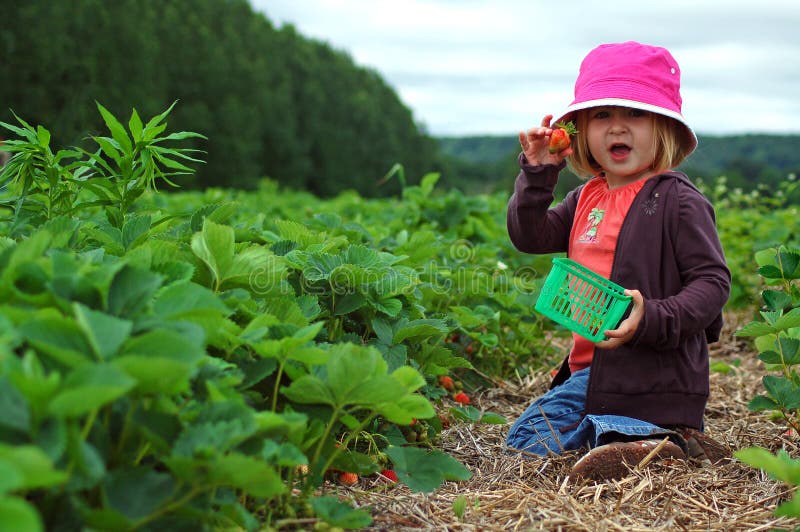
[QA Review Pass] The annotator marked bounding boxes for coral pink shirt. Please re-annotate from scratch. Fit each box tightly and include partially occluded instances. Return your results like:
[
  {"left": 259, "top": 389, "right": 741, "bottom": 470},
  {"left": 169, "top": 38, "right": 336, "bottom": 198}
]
[{"left": 567, "top": 175, "right": 650, "bottom": 372}]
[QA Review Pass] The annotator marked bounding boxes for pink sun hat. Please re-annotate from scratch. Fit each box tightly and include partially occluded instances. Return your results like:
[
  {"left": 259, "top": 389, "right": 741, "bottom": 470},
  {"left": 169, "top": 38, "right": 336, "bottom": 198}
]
[{"left": 554, "top": 41, "right": 697, "bottom": 154}]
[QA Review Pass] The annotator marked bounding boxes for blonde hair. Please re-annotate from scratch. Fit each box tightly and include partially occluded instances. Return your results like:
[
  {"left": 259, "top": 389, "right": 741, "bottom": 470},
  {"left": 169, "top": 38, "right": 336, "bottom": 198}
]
[{"left": 566, "top": 109, "right": 692, "bottom": 179}]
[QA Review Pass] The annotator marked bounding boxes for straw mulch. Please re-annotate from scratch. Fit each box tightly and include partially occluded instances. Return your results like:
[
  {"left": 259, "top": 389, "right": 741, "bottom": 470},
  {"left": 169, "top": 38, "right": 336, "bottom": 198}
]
[{"left": 334, "top": 312, "right": 800, "bottom": 531}]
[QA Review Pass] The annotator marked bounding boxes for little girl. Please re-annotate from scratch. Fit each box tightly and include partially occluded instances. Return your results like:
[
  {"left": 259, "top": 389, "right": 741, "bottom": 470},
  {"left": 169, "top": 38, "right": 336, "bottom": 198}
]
[{"left": 504, "top": 41, "right": 732, "bottom": 481}]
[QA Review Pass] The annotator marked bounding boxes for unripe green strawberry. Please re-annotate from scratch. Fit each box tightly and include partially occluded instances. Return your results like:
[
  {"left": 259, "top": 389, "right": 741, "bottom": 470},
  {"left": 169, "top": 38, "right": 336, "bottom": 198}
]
[{"left": 548, "top": 121, "right": 578, "bottom": 154}]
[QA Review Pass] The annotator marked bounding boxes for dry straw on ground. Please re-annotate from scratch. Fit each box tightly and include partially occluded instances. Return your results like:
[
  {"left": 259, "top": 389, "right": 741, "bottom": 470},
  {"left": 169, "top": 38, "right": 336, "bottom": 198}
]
[{"left": 330, "top": 312, "right": 800, "bottom": 531}]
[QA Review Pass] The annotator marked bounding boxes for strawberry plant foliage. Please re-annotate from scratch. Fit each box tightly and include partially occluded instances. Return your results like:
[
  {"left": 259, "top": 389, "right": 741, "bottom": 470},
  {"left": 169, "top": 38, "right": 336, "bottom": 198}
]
[
  {"left": 0, "top": 110, "right": 652, "bottom": 528},
  {"left": 735, "top": 245, "right": 800, "bottom": 521}
]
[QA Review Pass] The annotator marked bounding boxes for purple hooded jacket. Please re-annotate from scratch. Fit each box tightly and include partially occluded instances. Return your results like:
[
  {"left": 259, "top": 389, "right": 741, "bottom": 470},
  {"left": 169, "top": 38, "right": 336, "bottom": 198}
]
[{"left": 508, "top": 158, "right": 731, "bottom": 429}]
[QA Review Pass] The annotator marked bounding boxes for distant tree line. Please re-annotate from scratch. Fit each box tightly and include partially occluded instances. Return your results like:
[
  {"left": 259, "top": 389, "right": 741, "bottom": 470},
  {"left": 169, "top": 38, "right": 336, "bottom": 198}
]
[
  {"left": 0, "top": 0, "right": 441, "bottom": 196},
  {"left": 3, "top": 0, "right": 796, "bottom": 199}
]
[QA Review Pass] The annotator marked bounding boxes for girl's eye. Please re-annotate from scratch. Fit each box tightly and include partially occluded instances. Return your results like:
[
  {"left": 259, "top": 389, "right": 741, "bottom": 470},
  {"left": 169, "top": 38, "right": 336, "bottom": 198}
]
[
  {"left": 628, "top": 109, "right": 647, "bottom": 118},
  {"left": 593, "top": 110, "right": 609, "bottom": 119}
]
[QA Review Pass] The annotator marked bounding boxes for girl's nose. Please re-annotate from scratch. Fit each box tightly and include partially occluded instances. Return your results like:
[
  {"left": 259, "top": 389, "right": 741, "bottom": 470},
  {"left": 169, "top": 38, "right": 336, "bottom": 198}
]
[{"left": 608, "top": 113, "right": 628, "bottom": 133}]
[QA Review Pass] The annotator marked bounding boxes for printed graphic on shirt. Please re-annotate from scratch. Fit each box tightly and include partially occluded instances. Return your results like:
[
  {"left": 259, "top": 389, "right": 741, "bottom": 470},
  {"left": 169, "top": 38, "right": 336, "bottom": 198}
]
[
  {"left": 642, "top": 193, "right": 659, "bottom": 216},
  {"left": 577, "top": 207, "right": 605, "bottom": 243}
]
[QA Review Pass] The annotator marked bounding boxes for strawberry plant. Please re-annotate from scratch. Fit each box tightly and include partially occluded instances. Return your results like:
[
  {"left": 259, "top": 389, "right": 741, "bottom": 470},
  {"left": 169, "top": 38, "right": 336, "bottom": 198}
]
[
  {"left": 0, "top": 109, "right": 484, "bottom": 529},
  {"left": 734, "top": 245, "right": 800, "bottom": 521}
]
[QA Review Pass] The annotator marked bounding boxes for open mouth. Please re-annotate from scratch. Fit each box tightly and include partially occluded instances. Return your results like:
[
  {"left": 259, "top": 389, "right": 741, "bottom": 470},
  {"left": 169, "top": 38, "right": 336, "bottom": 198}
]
[{"left": 610, "top": 143, "right": 631, "bottom": 156}]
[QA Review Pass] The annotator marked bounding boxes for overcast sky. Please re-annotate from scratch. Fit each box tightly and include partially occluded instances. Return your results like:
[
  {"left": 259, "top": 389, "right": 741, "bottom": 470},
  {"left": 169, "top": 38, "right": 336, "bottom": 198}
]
[{"left": 253, "top": 0, "right": 800, "bottom": 137}]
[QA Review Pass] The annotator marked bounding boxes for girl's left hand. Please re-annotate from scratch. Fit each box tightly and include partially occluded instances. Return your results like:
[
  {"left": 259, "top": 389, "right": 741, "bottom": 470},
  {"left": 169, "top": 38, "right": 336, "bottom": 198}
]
[{"left": 594, "top": 289, "right": 644, "bottom": 349}]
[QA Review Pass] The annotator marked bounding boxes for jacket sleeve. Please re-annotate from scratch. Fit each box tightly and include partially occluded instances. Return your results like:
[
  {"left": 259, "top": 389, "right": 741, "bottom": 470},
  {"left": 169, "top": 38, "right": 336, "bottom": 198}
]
[
  {"left": 632, "top": 184, "right": 731, "bottom": 349},
  {"left": 506, "top": 153, "right": 579, "bottom": 254}
]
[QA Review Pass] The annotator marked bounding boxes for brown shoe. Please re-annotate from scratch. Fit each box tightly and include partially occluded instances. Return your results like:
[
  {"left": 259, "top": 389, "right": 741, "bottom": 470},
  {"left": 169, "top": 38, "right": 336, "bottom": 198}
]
[
  {"left": 569, "top": 439, "right": 685, "bottom": 482},
  {"left": 675, "top": 427, "right": 730, "bottom": 465}
]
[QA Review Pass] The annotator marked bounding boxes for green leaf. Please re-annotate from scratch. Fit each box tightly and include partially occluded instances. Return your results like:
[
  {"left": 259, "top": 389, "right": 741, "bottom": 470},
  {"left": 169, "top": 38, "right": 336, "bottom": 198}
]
[
  {"left": 332, "top": 293, "right": 365, "bottom": 315},
  {"left": 115, "top": 329, "right": 205, "bottom": 394},
  {"left": 49, "top": 364, "right": 136, "bottom": 417},
  {"left": 378, "top": 394, "right": 434, "bottom": 424},
  {"left": 758, "top": 350, "right": 783, "bottom": 365},
  {"left": 152, "top": 282, "right": 230, "bottom": 318},
  {"left": 373, "top": 297, "right": 403, "bottom": 317},
  {"left": 0, "top": 497, "right": 43, "bottom": 532},
  {"left": 326, "top": 345, "right": 395, "bottom": 404},
  {"left": 390, "top": 366, "right": 426, "bottom": 392},
  {"left": 371, "top": 318, "right": 393, "bottom": 345},
  {"left": 0, "top": 461, "right": 22, "bottom": 493},
  {"left": 281, "top": 376, "right": 335, "bottom": 406},
  {"left": 67, "top": 437, "right": 106, "bottom": 491},
  {"left": 762, "top": 375, "right": 800, "bottom": 410},
  {"left": 311, "top": 496, "right": 372, "bottom": 529},
  {"left": 97, "top": 102, "right": 132, "bottom": 154},
  {"left": 107, "top": 264, "right": 163, "bottom": 318},
  {"left": 453, "top": 494, "right": 467, "bottom": 519},
  {"left": 103, "top": 468, "right": 175, "bottom": 520},
  {"left": 347, "top": 376, "right": 407, "bottom": 405},
  {"left": 760, "top": 310, "right": 781, "bottom": 326},
  {"left": 758, "top": 265, "right": 784, "bottom": 280},
  {"left": 128, "top": 109, "right": 143, "bottom": 142},
  {"left": 121, "top": 214, "right": 151, "bottom": 250},
  {"left": 173, "top": 406, "right": 257, "bottom": 458},
  {"left": 755, "top": 248, "right": 780, "bottom": 267},
  {"left": 779, "top": 249, "right": 800, "bottom": 279},
  {"left": 779, "top": 337, "right": 800, "bottom": 365},
  {"left": 450, "top": 405, "right": 482, "bottom": 422},
  {"left": 477, "top": 333, "right": 499, "bottom": 347},
  {"left": 0, "top": 445, "right": 68, "bottom": 490},
  {"left": 735, "top": 321, "right": 776, "bottom": 337},
  {"left": 747, "top": 395, "right": 778, "bottom": 411},
  {"left": 18, "top": 316, "right": 93, "bottom": 367},
  {"left": 0, "top": 378, "right": 30, "bottom": 435},
  {"left": 776, "top": 490, "right": 800, "bottom": 518},
  {"left": 393, "top": 319, "right": 449, "bottom": 343},
  {"left": 73, "top": 304, "right": 132, "bottom": 360},
  {"left": 191, "top": 219, "right": 234, "bottom": 288},
  {"left": 735, "top": 447, "right": 800, "bottom": 484},
  {"left": 479, "top": 412, "right": 507, "bottom": 424},
  {"left": 385, "top": 446, "right": 471, "bottom": 493},
  {"left": 776, "top": 308, "right": 800, "bottom": 331},
  {"left": 763, "top": 289, "right": 792, "bottom": 311},
  {"left": 166, "top": 453, "right": 285, "bottom": 498}
]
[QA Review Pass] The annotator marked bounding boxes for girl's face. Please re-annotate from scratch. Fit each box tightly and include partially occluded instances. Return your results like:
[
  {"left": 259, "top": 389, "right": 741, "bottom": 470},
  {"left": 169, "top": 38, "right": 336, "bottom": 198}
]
[{"left": 585, "top": 106, "right": 657, "bottom": 188}]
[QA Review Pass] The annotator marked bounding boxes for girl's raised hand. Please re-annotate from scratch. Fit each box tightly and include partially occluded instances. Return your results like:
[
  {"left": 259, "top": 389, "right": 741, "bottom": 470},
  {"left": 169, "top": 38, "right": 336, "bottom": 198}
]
[{"left": 519, "top": 114, "right": 573, "bottom": 166}]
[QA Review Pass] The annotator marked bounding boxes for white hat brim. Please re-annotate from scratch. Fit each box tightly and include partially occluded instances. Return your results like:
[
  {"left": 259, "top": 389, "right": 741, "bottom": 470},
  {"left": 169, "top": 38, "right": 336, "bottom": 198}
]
[{"left": 553, "top": 98, "right": 698, "bottom": 154}]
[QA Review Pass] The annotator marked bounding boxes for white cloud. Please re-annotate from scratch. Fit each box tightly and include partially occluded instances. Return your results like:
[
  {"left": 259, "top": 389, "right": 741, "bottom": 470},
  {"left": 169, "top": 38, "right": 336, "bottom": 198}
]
[{"left": 253, "top": 0, "right": 800, "bottom": 136}]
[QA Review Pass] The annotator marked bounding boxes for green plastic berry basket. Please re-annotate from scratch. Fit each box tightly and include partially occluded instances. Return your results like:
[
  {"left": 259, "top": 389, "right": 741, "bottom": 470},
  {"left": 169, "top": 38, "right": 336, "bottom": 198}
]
[{"left": 534, "top": 258, "right": 632, "bottom": 342}]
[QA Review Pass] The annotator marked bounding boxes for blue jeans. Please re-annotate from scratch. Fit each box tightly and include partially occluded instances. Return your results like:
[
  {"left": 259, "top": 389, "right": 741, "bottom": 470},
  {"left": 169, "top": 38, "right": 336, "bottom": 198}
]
[{"left": 506, "top": 367, "right": 681, "bottom": 455}]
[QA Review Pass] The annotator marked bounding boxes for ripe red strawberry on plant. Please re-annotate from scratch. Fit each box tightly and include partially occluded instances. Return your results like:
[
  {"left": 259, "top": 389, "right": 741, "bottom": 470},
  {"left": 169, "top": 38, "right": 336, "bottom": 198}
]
[
  {"left": 548, "top": 121, "right": 578, "bottom": 154},
  {"left": 338, "top": 472, "right": 358, "bottom": 485},
  {"left": 380, "top": 469, "right": 399, "bottom": 482},
  {"left": 439, "top": 375, "right": 455, "bottom": 391},
  {"left": 453, "top": 392, "right": 470, "bottom": 405}
]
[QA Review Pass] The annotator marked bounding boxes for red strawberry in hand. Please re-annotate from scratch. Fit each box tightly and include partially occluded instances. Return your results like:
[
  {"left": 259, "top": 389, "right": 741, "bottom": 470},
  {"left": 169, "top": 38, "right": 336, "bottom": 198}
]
[{"left": 548, "top": 121, "right": 578, "bottom": 154}]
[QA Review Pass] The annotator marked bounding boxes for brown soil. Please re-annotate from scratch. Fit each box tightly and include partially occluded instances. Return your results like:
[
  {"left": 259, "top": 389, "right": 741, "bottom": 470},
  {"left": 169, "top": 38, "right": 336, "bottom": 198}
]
[{"left": 332, "top": 311, "right": 799, "bottom": 531}]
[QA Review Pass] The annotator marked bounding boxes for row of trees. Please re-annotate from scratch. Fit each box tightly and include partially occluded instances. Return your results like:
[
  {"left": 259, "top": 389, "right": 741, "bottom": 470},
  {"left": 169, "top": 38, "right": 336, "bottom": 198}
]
[{"left": 0, "top": 0, "right": 440, "bottom": 195}]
